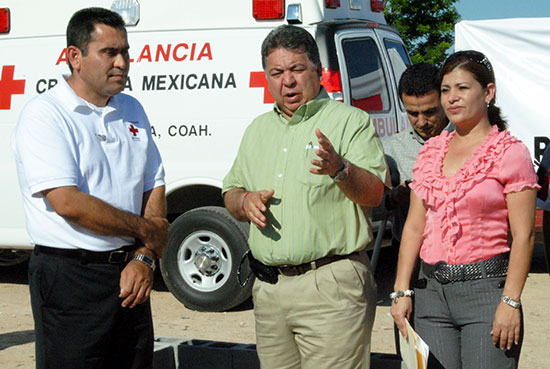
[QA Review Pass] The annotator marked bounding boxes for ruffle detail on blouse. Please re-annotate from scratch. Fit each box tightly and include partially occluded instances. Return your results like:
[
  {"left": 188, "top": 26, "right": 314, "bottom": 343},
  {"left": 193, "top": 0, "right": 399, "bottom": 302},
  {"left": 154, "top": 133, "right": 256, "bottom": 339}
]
[
  {"left": 412, "top": 125, "right": 517, "bottom": 246},
  {"left": 503, "top": 181, "right": 540, "bottom": 194}
]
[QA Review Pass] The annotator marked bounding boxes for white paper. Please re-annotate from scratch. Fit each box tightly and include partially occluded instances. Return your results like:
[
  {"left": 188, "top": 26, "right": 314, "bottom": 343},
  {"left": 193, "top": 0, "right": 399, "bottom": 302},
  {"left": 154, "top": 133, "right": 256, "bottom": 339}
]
[{"left": 398, "top": 319, "right": 429, "bottom": 369}]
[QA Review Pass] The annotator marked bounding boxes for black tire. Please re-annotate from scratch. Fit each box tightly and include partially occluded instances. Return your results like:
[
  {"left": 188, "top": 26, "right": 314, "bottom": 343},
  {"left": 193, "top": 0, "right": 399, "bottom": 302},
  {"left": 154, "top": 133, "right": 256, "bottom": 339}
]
[
  {"left": 0, "top": 250, "right": 31, "bottom": 267},
  {"left": 160, "top": 206, "right": 253, "bottom": 312}
]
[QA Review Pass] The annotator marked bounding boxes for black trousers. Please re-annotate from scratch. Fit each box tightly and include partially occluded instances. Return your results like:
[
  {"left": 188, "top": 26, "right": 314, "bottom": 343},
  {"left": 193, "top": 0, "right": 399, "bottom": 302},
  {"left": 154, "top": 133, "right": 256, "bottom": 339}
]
[{"left": 29, "top": 250, "right": 154, "bottom": 369}]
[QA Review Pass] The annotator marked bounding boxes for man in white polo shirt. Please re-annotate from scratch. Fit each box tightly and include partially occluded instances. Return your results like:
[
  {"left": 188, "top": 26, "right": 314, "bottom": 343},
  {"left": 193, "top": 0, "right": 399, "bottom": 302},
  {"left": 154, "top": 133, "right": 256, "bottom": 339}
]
[{"left": 13, "top": 7, "right": 169, "bottom": 369}]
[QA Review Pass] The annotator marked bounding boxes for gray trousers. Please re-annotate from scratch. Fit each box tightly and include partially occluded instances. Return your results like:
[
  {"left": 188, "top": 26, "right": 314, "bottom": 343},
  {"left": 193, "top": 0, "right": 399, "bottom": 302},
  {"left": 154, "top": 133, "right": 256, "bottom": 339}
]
[{"left": 414, "top": 272, "right": 522, "bottom": 369}]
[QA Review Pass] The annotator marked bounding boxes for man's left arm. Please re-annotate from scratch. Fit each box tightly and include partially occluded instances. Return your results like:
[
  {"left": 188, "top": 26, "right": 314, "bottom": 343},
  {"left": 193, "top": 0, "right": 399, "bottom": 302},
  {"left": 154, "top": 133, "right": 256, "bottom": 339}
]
[
  {"left": 119, "top": 186, "right": 168, "bottom": 308},
  {"left": 310, "top": 128, "right": 384, "bottom": 206}
]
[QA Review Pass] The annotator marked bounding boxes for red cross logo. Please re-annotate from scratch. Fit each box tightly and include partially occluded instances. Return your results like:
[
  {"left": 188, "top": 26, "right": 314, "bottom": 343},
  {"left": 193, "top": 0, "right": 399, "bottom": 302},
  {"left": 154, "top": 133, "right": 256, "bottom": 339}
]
[
  {"left": 0, "top": 65, "right": 26, "bottom": 110},
  {"left": 129, "top": 124, "right": 139, "bottom": 136},
  {"left": 249, "top": 71, "right": 274, "bottom": 104}
]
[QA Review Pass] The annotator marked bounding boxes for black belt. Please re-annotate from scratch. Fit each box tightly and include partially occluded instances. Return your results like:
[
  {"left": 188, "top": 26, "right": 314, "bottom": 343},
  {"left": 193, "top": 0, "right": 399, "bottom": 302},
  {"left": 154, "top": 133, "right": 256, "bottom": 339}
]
[
  {"left": 422, "top": 252, "right": 509, "bottom": 284},
  {"left": 247, "top": 250, "right": 361, "bottom": 284},
  {"left": 34, "top": 244, "right": 134, "bottom": 264},
  {"left": 277, "top": 252, "right": 359, "bottom": 277}
]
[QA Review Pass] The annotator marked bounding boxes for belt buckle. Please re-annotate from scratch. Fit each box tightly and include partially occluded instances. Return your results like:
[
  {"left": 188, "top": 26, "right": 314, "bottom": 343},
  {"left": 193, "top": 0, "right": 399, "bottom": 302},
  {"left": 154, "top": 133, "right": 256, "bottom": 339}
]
[
  {"left": 108, "top": 250, "right": 128, "bottom": 264},
  {"left": 433, "top": 261, "right": 450, "bottom": 284}
]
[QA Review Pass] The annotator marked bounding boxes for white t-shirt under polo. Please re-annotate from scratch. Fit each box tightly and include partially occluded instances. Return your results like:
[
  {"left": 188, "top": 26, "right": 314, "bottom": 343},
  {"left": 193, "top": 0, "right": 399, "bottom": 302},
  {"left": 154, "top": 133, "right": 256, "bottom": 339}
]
[{"left": 14, "top": 76, "right": 165, "bottom": 251}]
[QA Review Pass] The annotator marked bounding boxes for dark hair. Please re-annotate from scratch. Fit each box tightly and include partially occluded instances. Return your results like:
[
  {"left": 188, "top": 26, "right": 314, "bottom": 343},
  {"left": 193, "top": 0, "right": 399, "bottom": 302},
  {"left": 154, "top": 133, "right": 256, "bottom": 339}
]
[
  {"left": 66, "top": 7, "right": 126, "bottom": 71},
  {"left": 440, "top": 50, "right": 507, "bottom": 131},
  {"left": 398, "top": 62, "right": 440, "bottom": 98},
  {"left": 261, "top": 25, "right": 320, "bottom": 70}
]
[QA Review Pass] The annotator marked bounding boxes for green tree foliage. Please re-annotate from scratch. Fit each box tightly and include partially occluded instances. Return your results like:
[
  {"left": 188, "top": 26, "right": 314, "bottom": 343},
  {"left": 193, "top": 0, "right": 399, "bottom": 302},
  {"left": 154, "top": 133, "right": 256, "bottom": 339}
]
[{"left": 385, "top": 0, "right": 460, "bottom": 66}]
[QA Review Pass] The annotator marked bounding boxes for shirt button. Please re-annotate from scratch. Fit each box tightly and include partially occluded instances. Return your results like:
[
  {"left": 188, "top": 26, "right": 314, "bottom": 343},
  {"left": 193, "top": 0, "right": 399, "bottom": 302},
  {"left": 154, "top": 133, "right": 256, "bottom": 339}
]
[
  {"left": 278, "top": 173, "right": 283, "bottom": 178},
  {"left": 283, "top": 148, "right": 287, "bottom": 152}
]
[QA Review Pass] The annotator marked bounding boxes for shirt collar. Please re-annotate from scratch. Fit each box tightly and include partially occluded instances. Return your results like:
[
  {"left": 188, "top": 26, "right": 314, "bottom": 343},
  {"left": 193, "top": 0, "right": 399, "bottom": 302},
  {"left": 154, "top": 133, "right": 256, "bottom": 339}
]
[
  {"left": 409, "top": 121, "right": 454, "bottom": 144},
  {"left": 408, "top": 125, "right": 425, "bottom": 144},
  {"left": 57, "top": 75, "right": 120, "bottom": 115},
  {"left": 273, "top": 88, "right": 330, "bottom": 125}
]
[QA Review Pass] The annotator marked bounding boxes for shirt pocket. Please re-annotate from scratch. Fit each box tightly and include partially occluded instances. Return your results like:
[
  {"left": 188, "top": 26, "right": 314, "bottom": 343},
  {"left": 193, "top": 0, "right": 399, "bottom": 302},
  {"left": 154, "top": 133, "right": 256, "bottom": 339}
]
[{"left": 296, "top": 141, "right": 333, "bottom": 188}]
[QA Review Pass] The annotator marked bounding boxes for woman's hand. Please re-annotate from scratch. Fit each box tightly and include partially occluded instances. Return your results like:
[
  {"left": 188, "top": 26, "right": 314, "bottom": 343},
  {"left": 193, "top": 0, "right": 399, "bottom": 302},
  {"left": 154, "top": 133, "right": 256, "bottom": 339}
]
[
  {"left": 491, "top": 301, "right": 521, "bottom": 350},
  {"left": 390, "top": 296, "right": 413, "bottom": 340}
]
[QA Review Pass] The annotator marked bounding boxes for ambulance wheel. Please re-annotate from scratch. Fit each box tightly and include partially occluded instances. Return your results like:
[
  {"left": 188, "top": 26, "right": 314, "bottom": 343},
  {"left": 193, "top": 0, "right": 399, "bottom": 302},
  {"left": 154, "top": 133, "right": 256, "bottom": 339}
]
[{"left": 160, "top": 206, "right": 253, "bottom": 312}]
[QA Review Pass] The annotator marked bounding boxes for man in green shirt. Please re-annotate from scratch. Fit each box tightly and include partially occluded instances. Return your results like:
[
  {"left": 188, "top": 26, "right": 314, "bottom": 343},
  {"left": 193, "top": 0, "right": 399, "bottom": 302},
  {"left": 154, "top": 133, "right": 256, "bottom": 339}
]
[{"left": 223, "top": 25, "right": 387, "bottom": 369}]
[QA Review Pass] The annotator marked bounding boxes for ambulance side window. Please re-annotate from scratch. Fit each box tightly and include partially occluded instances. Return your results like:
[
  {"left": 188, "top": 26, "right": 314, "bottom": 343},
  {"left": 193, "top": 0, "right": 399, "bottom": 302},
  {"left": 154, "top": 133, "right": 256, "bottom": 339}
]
[
  {"left": 384, "top": 39, "right": 411, "bottom": 93},
  {"left": 341, "top": 38, "right": 390, "bottom": 113}
]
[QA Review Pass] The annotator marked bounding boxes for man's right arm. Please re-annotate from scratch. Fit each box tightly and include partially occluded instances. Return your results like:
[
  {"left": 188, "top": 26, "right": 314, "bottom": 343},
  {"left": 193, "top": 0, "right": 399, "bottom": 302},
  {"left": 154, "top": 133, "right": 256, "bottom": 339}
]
[
  {"left": 224, "top": 188, "right": 274, "bottom": 229},
  {"left": 43, "top": 186, "right": 169, "bottom": 248},
  {"left": 224, "top": 188, "right": 248, "bottom": 221}
]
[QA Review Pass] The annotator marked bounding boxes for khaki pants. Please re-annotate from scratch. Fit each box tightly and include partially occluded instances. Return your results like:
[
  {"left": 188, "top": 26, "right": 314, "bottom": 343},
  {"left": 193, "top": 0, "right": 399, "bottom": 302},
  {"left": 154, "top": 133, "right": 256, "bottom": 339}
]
[{"left": 252, "top": 253, "right": 377, "bottom": 369}]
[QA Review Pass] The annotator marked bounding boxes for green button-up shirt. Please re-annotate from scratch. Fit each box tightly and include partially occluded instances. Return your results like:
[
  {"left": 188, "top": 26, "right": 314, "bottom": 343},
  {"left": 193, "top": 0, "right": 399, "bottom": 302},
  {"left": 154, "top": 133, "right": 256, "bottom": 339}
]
[{"left": 223, "top": 89, "right": 387, "bottom": 266}]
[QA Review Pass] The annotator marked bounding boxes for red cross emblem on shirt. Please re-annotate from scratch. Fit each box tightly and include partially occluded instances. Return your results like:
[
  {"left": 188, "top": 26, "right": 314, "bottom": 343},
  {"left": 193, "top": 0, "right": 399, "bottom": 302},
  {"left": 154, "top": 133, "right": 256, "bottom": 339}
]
[
  {"left": 129, "top": 124, "right": 139, "bottom": 136},
  {"left": 0, "top": 65, "right": 26, "bottom": 110},
  {"left": 249, "top": 71, "right": 274, "bottom": 104}
]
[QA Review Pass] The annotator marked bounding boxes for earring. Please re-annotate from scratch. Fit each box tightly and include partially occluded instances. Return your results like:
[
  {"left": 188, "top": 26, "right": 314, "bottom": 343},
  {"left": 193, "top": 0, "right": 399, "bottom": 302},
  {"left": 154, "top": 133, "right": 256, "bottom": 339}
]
[{"left": 487, "top": 102, "right": 490, "bottom": 108}]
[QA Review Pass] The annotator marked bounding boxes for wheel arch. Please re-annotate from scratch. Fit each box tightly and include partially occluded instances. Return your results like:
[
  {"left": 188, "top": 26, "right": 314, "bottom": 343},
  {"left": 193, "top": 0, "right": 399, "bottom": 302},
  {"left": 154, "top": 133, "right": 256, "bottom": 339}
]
[{"left": 165, "top": 181, "right": 225, "bottom": 222}]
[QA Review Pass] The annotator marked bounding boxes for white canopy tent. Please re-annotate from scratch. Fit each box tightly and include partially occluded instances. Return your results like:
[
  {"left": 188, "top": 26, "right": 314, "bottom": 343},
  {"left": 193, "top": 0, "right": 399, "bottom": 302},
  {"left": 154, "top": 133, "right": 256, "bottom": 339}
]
[{"left": 455, "top": 18, "right": 550, "bottom": 165}]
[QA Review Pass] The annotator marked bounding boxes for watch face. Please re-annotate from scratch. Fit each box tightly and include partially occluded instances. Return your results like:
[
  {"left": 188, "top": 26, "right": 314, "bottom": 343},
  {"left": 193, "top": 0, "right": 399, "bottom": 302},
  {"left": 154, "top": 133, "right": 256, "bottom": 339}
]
[
  {"left": 133, "top": 254, "right": 155, "bottom": 271},
  {"left": 333, "top": 159, "right": 349, "bottom": 183},
  {"left": 334, "top": 171, "right": 346, "bottom": 182},
  {"left": 503, "top": 296, "right": 520, "bottom": 308}
]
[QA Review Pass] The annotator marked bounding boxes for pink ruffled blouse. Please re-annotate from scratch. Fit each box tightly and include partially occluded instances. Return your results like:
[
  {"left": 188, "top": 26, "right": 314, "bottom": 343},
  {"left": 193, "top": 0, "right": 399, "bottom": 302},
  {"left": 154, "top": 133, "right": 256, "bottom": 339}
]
[{"left": 410, "top": 125, "right": 539, "bottom": 265}]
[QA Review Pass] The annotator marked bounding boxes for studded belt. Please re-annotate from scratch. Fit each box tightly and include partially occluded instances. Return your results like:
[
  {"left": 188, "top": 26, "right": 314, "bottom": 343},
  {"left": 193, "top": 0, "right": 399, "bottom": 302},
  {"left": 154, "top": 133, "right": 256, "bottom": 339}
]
[{"left": 422, "top": 252, "right": 509, "bottom": 284}]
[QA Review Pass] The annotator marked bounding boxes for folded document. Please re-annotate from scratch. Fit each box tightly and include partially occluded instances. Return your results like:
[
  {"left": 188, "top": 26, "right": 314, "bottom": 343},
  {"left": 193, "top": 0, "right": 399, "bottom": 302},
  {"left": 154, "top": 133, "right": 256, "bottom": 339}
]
[{"left": 398, "top": 319, "right": 429, "bottom": 369}]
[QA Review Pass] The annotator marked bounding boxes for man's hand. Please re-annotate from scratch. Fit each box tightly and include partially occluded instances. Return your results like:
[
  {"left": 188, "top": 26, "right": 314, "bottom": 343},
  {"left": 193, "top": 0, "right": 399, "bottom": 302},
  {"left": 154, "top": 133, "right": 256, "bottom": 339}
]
[
  {"left": 119, "top": 259, "right": 154, "bottom": 308},
  {"left": 141, "top": 217, "right": 170, "bottom": 258},
  {"left": 391, "top": 182, "right": 411, "bottom": 206},
  {"left": 310, "top": 128, "right": 343, "bottom": 177},
  {"left": 307, "top": 128, "right": 384, "bottom": 206},
  {"left": 242, "top": 190, "right": 275, "bottom": 228}
]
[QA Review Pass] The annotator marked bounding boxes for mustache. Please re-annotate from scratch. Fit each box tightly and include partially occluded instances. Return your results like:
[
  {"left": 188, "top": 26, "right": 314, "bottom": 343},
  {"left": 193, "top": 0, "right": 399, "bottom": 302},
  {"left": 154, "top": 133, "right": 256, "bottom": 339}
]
[{"left": 109, "top": 69, "right": 128, "bottom": 76}]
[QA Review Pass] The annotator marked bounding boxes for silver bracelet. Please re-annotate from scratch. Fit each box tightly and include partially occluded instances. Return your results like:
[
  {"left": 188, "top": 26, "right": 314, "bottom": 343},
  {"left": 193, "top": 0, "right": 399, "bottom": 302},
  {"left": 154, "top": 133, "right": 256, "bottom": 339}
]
[
  {"left": 502, "top": 295, "right": 521, "bottom": 309},
  {"left": 390, "top": 289, "right": 414, "bottom": 304}
]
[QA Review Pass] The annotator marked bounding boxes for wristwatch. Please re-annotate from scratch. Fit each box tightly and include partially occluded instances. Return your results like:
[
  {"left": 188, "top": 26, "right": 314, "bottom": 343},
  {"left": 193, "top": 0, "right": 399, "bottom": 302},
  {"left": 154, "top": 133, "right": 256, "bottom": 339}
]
[
  {"left": 132, "top": 254, "right": 156, "bottom": 271},
  {"left": 502, "top": 295, "right": 521, "bottom": 309},
  {"left": 330, "top": 158, "right": 350, "bottom": 183}
]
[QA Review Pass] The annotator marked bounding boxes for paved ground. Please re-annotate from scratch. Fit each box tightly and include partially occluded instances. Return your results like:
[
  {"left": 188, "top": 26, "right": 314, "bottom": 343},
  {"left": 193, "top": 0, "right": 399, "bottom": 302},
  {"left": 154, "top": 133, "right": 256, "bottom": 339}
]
[{"left": 1, "top": 243, "right": 548, "bottom": 368}]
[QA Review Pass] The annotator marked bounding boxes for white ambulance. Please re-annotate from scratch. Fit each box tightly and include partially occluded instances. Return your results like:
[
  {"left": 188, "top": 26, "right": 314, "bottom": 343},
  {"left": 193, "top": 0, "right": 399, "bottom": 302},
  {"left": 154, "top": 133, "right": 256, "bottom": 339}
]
[{"left": 0, "top": 0, "right": 410, "bottom": 311}]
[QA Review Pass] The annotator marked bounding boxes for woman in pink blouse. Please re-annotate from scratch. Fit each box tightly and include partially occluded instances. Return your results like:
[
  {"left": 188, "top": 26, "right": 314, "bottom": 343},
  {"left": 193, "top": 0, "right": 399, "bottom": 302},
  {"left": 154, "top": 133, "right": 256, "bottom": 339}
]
[{"left": 390, "top": 50, "right": 539, "bottom": 369}]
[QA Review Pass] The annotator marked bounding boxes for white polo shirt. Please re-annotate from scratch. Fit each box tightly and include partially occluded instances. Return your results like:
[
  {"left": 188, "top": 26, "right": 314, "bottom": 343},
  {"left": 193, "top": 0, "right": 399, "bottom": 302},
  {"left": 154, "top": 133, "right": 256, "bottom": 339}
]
[{"left": 13, "top": 76, "right": 165, "bottom": 251}]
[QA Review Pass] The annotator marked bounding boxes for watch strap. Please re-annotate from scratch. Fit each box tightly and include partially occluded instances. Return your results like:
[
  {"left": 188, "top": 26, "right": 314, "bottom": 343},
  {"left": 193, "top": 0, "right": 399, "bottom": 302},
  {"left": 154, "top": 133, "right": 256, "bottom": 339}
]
[
  {"left": 132, "top": 253, "right": 156, "bottom": 271},
  {"left": 331, "top": 158, "right": 349, "bottom": 183},
  {"left": 502, "top": 295, "right": 521, "bottom": 309}
]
